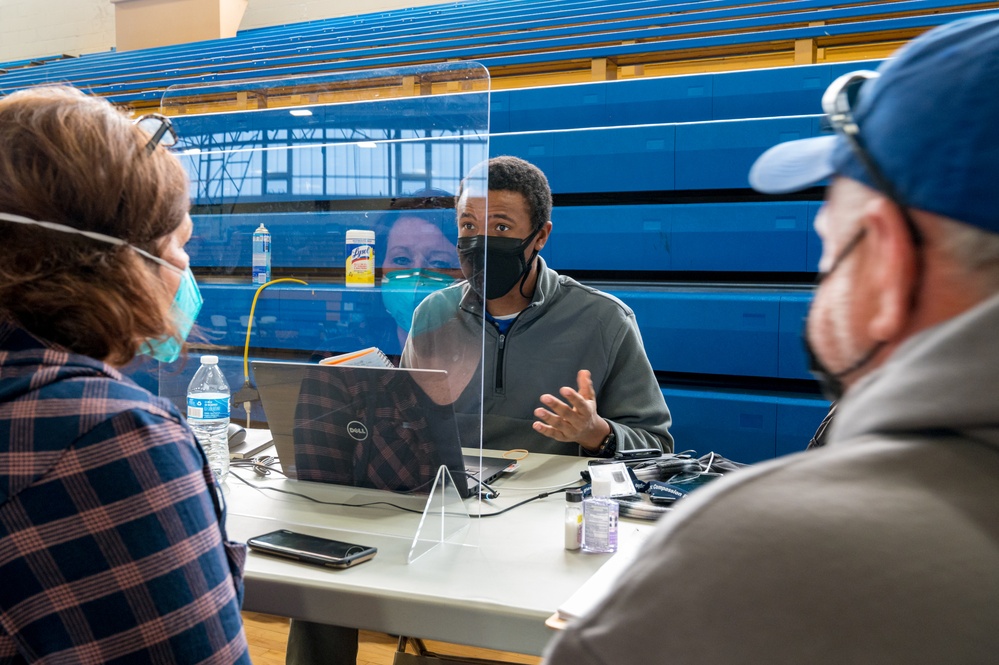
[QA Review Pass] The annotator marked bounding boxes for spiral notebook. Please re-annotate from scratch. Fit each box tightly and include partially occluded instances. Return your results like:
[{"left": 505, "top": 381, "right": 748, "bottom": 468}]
[
  {"left": 318, "top": 347, "right": 394, "bottom": 369},
  {"left": 547, "top": 531, "right": 649, "bottom": 629}
]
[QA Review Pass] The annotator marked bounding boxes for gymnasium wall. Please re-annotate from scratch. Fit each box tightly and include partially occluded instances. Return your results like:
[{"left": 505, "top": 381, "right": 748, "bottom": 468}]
[{"left": 0, "top": 0, "right": 446, "bottom": 63}]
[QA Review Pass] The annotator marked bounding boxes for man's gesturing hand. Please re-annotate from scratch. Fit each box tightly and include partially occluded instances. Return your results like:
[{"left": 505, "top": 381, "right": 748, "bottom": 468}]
[{"left": 533, "top": 369, "right": 610, "bottom": 451}]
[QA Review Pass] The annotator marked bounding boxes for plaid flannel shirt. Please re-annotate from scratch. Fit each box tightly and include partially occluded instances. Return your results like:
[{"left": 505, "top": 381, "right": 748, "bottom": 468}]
[{"left": 0, "top": 320, "right": 249, "bottom": 663}]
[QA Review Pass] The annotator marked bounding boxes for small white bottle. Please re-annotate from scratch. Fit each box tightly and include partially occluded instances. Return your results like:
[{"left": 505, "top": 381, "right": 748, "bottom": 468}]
[
  {"left": 186, "top": 355, "right": 231, "bottom": 483},
  {"left": 582, "top": 477, "right": 619, "bottom": 553},
  {"left": 252, "top": 223, "right": 271, "bottom": 285},
  {"left": 564, "top": 489, "right": 583, "bottom": 550}
]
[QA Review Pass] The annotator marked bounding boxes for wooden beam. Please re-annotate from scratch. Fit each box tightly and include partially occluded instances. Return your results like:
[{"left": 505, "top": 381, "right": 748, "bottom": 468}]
[
  {"left": 795, "top": 38, "right": 818, "bottom": 64},
  {"left": 591, "top": 57, "right": 618, "bottom": 81}
]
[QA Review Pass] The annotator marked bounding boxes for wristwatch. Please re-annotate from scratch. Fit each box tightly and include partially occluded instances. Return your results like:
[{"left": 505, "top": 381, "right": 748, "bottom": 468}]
[{"left": 596, "top": 428, "right": 617, "bottom": 457}]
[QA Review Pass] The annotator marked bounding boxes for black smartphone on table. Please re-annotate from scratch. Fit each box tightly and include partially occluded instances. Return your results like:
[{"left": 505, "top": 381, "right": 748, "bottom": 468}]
[
  {"left": 614, "top": 447, "right": 662, "bottom": 462},
  {"left": 247, "top": 529, "right": 378, "bottom": 568}
]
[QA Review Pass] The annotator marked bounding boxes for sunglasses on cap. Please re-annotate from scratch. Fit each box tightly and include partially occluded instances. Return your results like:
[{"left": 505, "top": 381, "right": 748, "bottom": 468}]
[{"left": 821, "top": 71, "right": 922, "bottom": 247}]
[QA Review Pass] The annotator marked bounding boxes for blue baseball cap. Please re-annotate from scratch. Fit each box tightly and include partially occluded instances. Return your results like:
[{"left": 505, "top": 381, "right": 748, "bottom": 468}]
[{"left": 749, "top": 12, "right": 999, "bottom": 234}]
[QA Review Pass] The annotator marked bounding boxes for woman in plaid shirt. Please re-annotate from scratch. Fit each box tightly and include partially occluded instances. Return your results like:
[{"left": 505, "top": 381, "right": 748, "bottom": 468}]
[{"left": 0, "top": 87, "right": 249, "bottom": 663}]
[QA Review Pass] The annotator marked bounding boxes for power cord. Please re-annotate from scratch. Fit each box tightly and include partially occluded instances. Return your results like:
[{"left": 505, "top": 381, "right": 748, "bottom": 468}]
[
  {"left": 227, "top": 467, "right": 429, "bottom": 514},
  {"left": 469, "top": 484, "right": 582, "bottom": 518},
  {"left": 227, "top": 459, "right": 583, "bottom": 518},
  {"left": 234, "top": 277, "right": 309, "bottom": 428}
]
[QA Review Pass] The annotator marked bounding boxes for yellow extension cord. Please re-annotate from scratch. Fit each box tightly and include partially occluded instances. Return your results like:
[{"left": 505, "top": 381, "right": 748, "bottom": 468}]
[{"left": 240, "top": 277, "right": 308, "bottom": 426}]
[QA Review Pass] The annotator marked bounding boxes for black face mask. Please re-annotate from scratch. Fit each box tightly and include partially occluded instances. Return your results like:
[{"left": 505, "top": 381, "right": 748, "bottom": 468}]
[
  {"left": 457, "top": 229, "right": 540, "bottom": 301},
  {"left": 801, "top": 226, "right": 884, "bottom": 401},
  {"left": 801, "top": 327, "right": 885, "bottom": 402}
]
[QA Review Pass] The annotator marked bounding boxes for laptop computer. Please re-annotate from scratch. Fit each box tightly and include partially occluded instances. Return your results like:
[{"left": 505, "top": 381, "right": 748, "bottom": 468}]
[{"left": 251, "top": 360, "right": 514, "bottom": 499}]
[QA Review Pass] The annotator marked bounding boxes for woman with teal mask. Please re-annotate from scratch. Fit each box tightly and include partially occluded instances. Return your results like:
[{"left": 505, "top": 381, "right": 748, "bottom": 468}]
[
  {"left": 377, "top": 190, "right": 460, "bottom": 351},
  {"left": 287, "top": 192, "right": 460, "bottom": 664},
  {"left": 0, "top": 86, "right": 249, "bottom": 662}
]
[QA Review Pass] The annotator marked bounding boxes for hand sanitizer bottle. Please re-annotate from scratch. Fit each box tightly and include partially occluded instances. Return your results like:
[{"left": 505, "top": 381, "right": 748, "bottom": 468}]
[{"left": 582, "top": 477, "right": 618, "bottom": 553}]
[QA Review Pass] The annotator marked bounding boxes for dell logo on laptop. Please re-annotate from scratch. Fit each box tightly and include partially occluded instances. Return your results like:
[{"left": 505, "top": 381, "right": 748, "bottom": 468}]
[{"left": 347, "top": 421, "right": 369, "bottom": 441}]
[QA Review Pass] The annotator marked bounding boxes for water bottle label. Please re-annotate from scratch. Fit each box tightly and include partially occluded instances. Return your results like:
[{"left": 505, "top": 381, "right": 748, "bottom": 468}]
[{"left": 187, "top": 396, "right": 229, "bottom": 419}]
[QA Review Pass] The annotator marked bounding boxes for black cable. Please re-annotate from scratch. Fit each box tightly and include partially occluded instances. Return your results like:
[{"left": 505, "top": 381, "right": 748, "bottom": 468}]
[
  {"left": 468, "top": 490, "right": 560, "bottom": 518},
  {"left": 231, "top": 457, "right": 445, "bottom": 496},
  {"left": 227, "top": 463, "right": 583, "bottom": 518},
  {"left": 236, "top": 458, "right": 501, "bottom": 498},
  {"left": 227, "top": 468, "right": 428, "bottom": 514},
  {"left": 470, "top": 481, "right": 587, "bottom": 518}
]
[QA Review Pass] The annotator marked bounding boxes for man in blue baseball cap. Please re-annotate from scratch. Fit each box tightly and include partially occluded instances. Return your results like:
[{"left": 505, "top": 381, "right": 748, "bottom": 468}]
[{"left": 544, "top": 13, "right": 999, "bottom": 664}]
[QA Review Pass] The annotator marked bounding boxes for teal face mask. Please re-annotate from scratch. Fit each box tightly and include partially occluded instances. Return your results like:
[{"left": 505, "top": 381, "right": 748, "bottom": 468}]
[
  {"left": 0, "top": 211, "right": 201, "bottom": 363},
  {"left": 139, "top": 266, "right": 203, "bottom": 363},
  {"left": 381, "top": 269, "right": 456, "bottom": 332}
]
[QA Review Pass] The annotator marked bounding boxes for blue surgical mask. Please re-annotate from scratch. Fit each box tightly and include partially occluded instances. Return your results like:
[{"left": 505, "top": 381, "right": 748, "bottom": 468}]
[
  {"left": 381, "top": 269, "right": 456, "bottom": 332},
  {"left": 0, "top": 211, "right": 201, "bottom": 363},
  {"left": 140, "top": 266, "right": 203, "bottom": 363}
]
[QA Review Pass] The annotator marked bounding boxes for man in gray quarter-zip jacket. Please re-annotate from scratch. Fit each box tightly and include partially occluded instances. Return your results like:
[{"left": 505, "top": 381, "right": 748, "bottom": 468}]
[
  {"left": 402, "top": 156, "right": 673, "bottom": 456},
  {"left": 286, "top": 158, "right": 675, "bottom": 665}
]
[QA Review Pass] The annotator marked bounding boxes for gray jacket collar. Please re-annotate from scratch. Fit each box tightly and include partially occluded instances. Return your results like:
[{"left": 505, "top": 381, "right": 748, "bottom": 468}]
[{"left": 832, "top": 291, "right": 999, "bottom": 450}]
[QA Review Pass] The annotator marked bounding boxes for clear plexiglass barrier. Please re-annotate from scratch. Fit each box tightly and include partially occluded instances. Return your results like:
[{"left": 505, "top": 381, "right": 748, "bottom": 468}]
[{"left": 157, "top": 63, "right": 490, "bottom": 560}]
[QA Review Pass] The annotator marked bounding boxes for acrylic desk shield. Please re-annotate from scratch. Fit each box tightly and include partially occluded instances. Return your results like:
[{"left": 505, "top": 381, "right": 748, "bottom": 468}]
[{"left": 158, "top": 63, "right": 490, "bottom": 562}]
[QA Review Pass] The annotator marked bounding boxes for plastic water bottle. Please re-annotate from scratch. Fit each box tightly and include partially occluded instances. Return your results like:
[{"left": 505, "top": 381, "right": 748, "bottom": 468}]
[
  {"left": 187, "top": 355, "right": 230, "bottom": 483},
  {"left": 582, "top": 477, "right": 618, "bottom": 553},
  {"left": 252, "top": 223, "right": 271, "bottom": 285}
]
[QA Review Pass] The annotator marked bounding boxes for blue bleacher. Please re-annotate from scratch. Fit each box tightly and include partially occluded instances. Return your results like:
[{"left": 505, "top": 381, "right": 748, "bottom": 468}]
[
  {"left": 664, "top": 387, "right": 830, "bottom": 463},
  {"left": 187, "top": 202, "right": 821, "bottom": 274},
  {"left": 1, "top": 0, "right": 986, "bottom": 106},
  {"left": 0, "top": 53, "right": 72, "bottom": 72},
  {"left": 492, "top": 60, "right": 879, "bottom": 130},
  {"left": 0, "top": 0, "right": 905, "bottom": 89},
  {"left": 174, "top": 281, "right": 815, "bottom": 380},
  {"left": 477, "top": 6, "right": 998, "bottom": 69},
  {"left": 17, "top": 0, "right": 965, "bottom": 460},
  {"left": 162, "top": 59, "right": 866, "bottom": 147},
  {"left": 488, "top": 115, "right": 823, "bottom": 193},
  {"left": 612, "top": 288, "right": 809, "bottom": 380},
  {"left": 156, "top": 59, "right": 845, "bottom": 462},
  {"left": 89, "top": 6, "right": 997, "bottom": 105},
  {"left": 528, "top": 202, "right": 822, "bottom": 273}
]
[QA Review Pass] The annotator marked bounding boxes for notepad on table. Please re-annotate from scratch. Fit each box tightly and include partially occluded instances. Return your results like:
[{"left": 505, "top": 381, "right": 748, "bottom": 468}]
[
  {"left": 548, "top": 535, "right": 647, "bottom": 629},
  {"left": 319, "top": 346, "right": 395, "bottom": 368}
]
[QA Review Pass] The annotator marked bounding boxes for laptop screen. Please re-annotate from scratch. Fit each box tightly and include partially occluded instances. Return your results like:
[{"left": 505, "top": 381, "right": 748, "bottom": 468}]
[{"left": 252, "top": 360, "right": 470, "bottom": 497}]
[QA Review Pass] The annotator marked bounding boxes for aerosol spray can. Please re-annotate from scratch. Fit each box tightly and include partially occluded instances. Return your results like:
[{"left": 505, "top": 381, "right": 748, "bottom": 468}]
[{"left": 252, "top": 223, "right": 271, "bottom": 284}]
